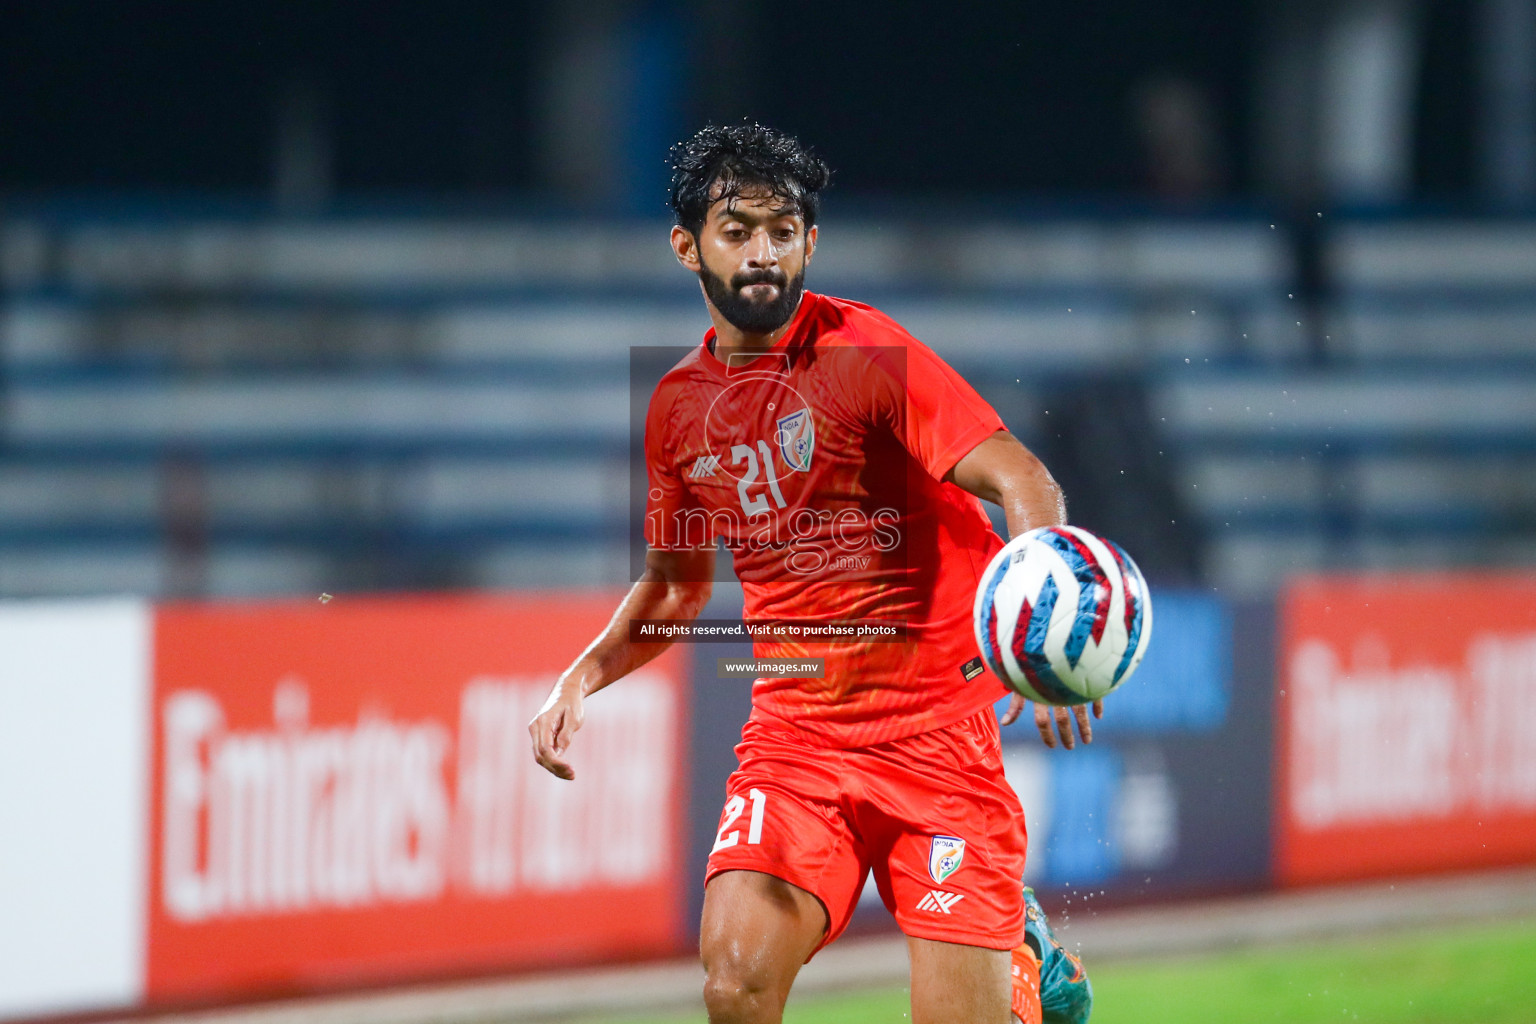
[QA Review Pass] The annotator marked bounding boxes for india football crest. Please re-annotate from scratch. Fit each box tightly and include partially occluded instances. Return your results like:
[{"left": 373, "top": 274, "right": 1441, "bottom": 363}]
[
  {"left": 775, "top": 408, "right": 815, "bottom": 472},
  {"left": 928, "top": 835, "right": 966, "bottom": 884}
]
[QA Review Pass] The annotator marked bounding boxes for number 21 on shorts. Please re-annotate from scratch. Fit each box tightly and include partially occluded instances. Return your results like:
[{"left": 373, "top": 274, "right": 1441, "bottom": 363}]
[{"left": 712, "top": 788, "right": 767, "bottom": 853}]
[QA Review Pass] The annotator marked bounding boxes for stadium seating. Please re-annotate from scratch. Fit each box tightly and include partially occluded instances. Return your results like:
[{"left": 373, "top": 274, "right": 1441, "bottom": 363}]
[
  {"left": 1153, "top": 219, "right": 1536, "bottom": 593},
  {"left": 0, "top": 207, "right": 1532, "bottom": 598}
]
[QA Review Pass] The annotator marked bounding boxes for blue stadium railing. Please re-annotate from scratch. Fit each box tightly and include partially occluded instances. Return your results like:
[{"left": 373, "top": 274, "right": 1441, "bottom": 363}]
[{"left": 2, "top": 205, "right": 1534, "bottom": 599}]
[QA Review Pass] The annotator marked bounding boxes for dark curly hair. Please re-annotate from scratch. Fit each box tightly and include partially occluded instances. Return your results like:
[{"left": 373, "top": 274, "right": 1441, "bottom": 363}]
[{"left": 668, "top": 123, "right": 832, "bottom": 238}]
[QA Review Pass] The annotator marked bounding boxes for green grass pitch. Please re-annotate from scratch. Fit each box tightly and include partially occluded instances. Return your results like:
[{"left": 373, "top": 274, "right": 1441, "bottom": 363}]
[{"left": 595, "top": 917, "right": 1536, "bottom": 1024}]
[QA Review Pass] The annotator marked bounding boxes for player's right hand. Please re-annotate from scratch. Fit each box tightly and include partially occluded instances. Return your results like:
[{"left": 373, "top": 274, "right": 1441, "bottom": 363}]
[
  {"left": 1033, "top": 698, "right": 1103, "bottom": 750},
  {"left": 529, "top": 682, "right": 585, "bottom": 780}
]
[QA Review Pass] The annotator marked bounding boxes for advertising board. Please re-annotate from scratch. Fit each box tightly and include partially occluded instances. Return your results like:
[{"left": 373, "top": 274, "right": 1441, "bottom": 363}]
[
  {"left": 1002, "top": 594, "right": 1275, "bottom": 901},
  {"left": 147, "top": 595, "right": 689, "bottom": 1001},
  {"left": 1277, "top": 575, "right": 1536, "bottom": 884},
  {"left": 0, "top": 594, "right": 689, "bottom": 1018}
]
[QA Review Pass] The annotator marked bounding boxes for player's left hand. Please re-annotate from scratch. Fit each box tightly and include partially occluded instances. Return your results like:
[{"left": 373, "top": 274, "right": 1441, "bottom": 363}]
[{"left": 1001, "top": 694, "right": 1103, "bottom": 749}]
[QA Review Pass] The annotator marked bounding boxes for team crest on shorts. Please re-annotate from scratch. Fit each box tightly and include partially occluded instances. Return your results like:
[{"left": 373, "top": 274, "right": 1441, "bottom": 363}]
[
  {"left": 928, "top": 835, "right": 966, "bottom": 884},
  {"left": 775, "top": 409, "right": 815, "bottom": 472}
]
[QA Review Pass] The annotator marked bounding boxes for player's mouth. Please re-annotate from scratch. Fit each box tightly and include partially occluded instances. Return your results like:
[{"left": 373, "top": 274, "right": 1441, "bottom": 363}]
[{"left": 739, "top": 282, "right": 781, "bottom": 300}]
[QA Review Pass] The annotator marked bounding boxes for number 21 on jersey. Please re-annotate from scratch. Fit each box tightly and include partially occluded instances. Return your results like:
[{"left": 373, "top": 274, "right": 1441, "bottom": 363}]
[
  {"left": 732, "top": 442, "right": 787, "bottom": 517},
  {"left": 712, "top": 787, "right": 767, "bottom": 853}
]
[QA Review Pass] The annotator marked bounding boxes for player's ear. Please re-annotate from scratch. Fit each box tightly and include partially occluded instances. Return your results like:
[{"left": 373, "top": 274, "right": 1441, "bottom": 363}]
[
  {"left": 805, "top": 224, "right": 817, "bottom": 264},
  {"left": 671, "top": 225, "right": 701, "bottom": 271}
]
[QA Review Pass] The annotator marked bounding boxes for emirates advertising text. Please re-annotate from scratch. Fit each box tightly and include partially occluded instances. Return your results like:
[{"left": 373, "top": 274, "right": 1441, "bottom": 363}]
[
  {"left": 147, "top": 596, "right": 688, "bottom": 1001},
  {"left": 1277, "top": 575, "right": 1536, "bottom": 884},
  {"left": 0, "top": 595, "right": 689, "bottom": 1020}
]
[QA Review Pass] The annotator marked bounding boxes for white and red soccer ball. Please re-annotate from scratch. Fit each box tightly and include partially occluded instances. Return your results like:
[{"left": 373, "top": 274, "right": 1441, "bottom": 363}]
[{"left": 973, "top": 525, "right": 1152, "bottom": 706}]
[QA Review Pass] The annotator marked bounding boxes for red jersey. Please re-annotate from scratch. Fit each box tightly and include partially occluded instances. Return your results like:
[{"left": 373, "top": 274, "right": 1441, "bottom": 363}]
[{"left": 644, "top": 291, "right": 1010, "bottom": 747}]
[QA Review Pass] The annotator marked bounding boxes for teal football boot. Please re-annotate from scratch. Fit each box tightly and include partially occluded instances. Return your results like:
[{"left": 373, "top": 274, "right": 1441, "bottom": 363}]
[{"left": 1023, "top": 886, "right": 1093, "bottom": 1024}]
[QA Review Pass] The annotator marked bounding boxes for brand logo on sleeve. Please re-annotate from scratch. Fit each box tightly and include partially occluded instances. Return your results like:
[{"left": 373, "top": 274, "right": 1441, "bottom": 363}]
[{"left": 961, "top": 657, "right": 985, "bottom": 681}]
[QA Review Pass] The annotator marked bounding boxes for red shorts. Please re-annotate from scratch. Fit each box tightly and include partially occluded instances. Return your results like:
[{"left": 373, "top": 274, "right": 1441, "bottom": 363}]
[{"left": 705, "top": 706, "right": 1027, "bottom": 955}]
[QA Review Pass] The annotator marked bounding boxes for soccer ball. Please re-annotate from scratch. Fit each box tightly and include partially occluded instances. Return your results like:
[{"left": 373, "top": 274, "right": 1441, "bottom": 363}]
[{"left": 973, "top": 525, "right": 1152, "bottom": 706}]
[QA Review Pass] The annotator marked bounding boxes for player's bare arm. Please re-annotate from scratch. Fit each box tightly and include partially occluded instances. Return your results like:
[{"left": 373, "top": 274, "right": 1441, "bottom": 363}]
[
  {"left": 529, "top": 545, "right": 714, "bottom": 780},
  {"left": 947, "top": 430, "right": 1066, "bottom": 537},
  {"left": 948, "top": 430, "right": 1103, "bottom": 749}
]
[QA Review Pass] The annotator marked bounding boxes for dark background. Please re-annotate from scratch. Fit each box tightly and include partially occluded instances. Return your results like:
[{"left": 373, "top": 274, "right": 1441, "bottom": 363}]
[{"left": 0, "top": 1, "right": 1481, "bottom": 203}]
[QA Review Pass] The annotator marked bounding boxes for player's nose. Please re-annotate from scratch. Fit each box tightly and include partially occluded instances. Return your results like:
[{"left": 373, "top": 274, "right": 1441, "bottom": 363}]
[{"left": 744, "top": 228, "right": 778, "bottom": 267}]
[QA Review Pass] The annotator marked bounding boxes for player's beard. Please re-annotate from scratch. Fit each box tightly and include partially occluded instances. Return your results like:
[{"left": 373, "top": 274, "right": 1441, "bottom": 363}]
[{"left": 698, "top": 262, "right": 806, "bottom": 335}]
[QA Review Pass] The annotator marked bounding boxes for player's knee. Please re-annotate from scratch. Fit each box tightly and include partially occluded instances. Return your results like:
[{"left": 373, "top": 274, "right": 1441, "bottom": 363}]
[
  {"left": 701, "top": 972, "right": 759, "bottom": 1022},
  {"left": 701, "top": 953, "right": 784, "bottom": 1023}
]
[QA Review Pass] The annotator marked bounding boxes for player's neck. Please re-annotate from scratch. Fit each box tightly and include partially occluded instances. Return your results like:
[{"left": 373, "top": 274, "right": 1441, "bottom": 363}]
[{"left": 706, "top": 296, "right": 804, "bottom": 364}]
